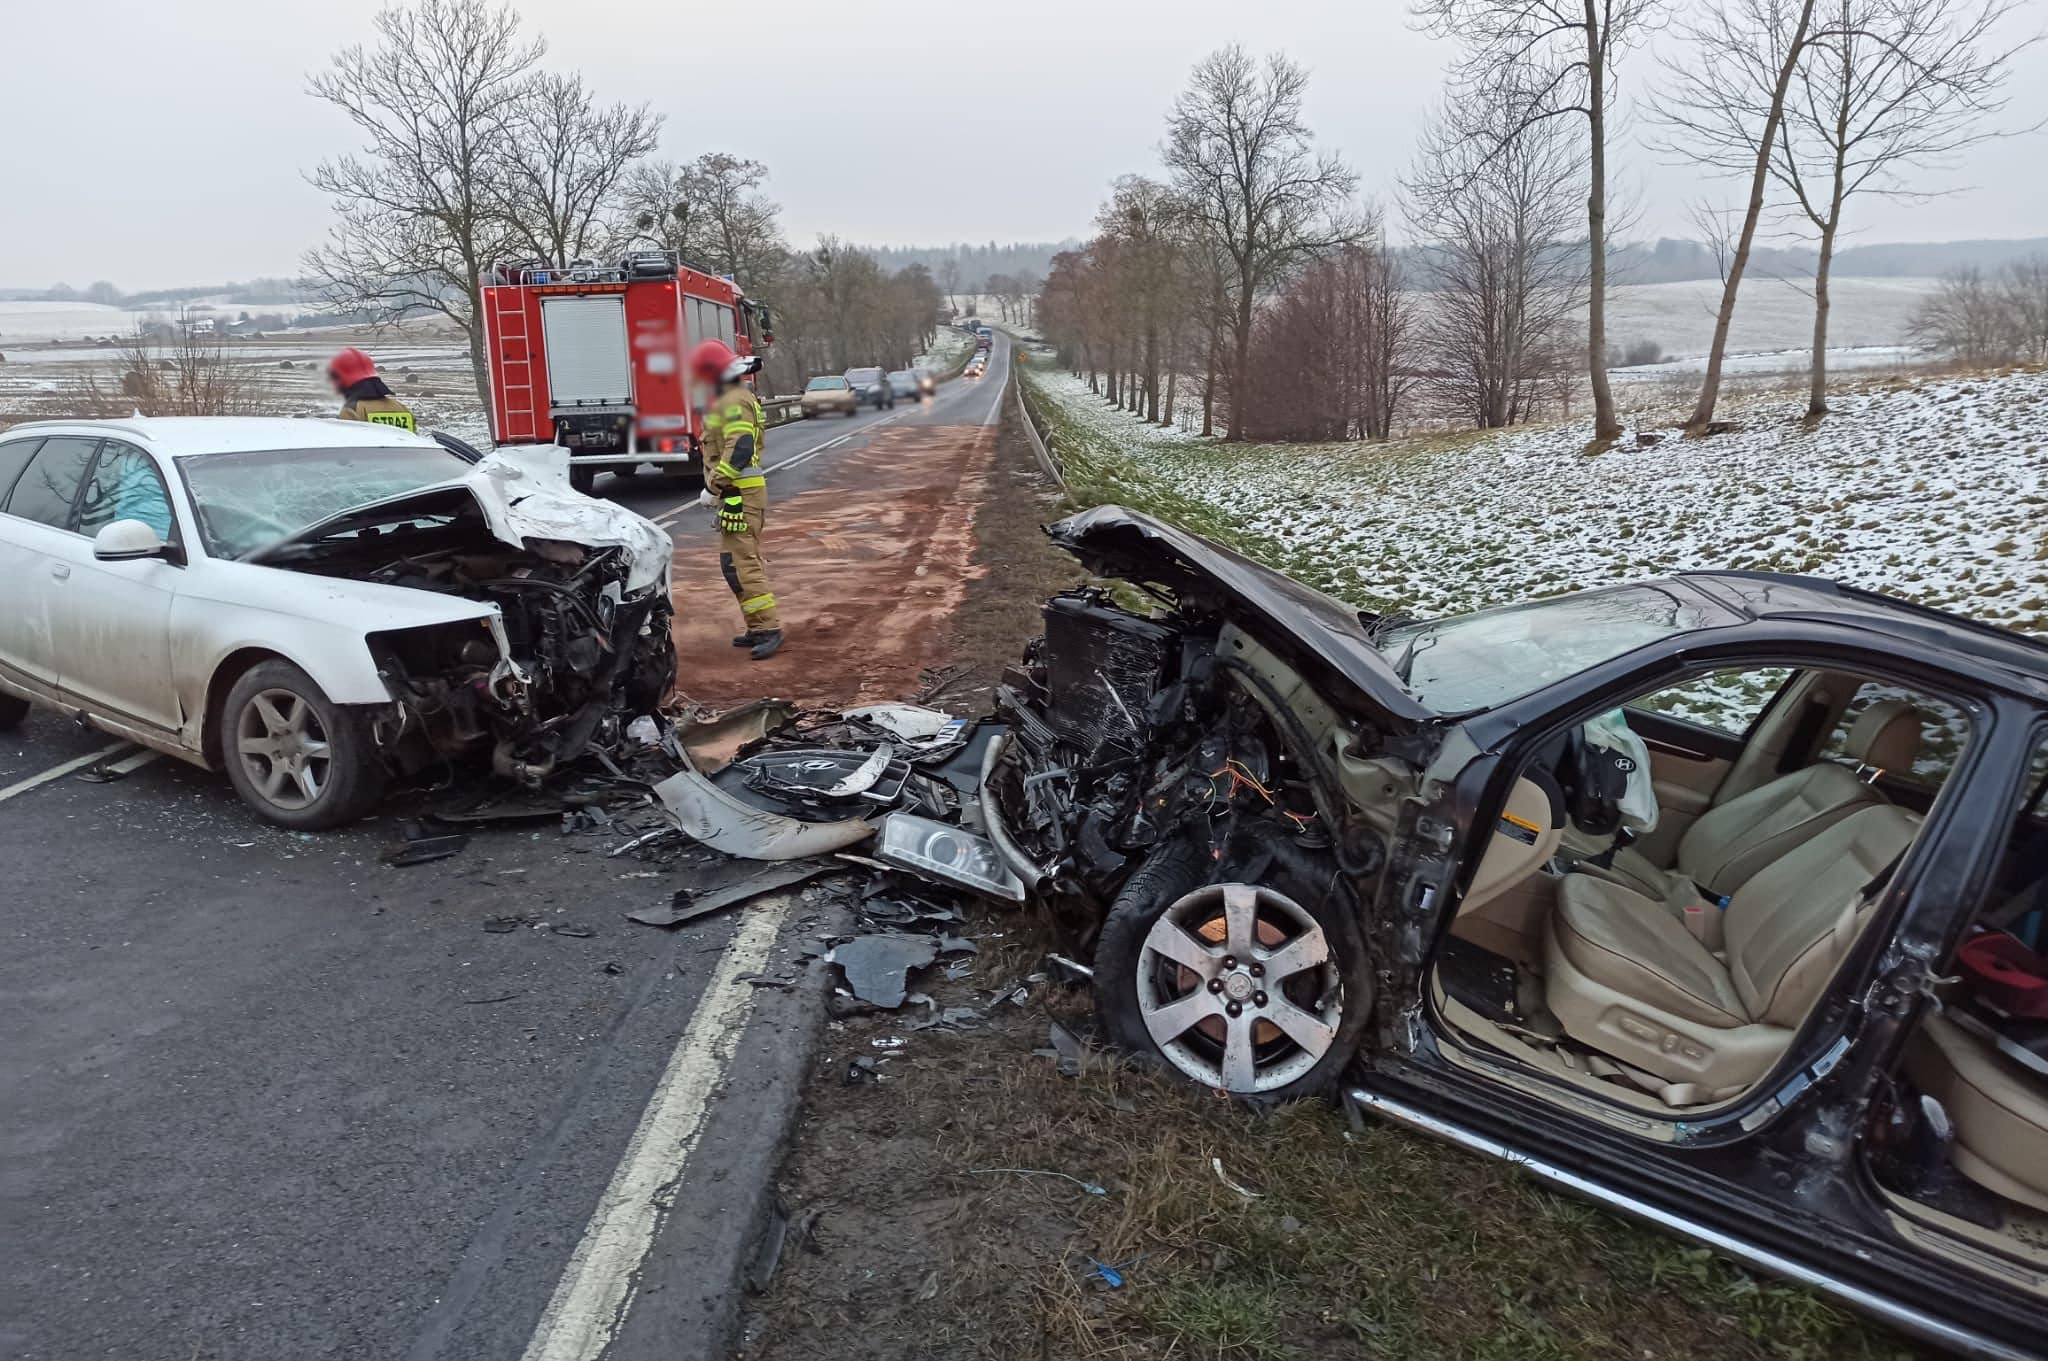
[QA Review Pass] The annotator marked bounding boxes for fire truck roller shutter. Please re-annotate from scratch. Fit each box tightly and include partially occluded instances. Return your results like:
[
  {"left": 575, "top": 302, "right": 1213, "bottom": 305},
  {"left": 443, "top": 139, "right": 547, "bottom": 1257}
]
[{"left": 540, "top": 295, "right": 633, "bottom": 408}]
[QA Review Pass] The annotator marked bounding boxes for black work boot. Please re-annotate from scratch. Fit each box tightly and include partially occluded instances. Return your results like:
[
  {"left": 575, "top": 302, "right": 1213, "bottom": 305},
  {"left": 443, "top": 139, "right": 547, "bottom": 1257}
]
[
  {"left": 731, "top": 632, "right": 762, "bottom": 648},
  {"left": 748, "top": 630, "right": 785, "bottom": 661}
]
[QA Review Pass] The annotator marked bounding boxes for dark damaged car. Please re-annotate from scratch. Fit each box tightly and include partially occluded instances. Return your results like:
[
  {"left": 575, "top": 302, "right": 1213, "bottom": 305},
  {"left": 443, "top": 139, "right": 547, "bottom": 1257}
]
[
  {"left": 985, "top": 505, "right": 2048, "bottom": 1358},
  {"left": 0, "top": 418, "right": 676, "bottom": 829}
]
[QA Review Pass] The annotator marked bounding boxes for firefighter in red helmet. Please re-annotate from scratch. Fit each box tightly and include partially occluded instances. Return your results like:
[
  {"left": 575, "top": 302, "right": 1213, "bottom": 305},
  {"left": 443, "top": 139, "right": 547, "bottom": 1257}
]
[
  {"left": 689, "top": 338, "right": 782, "bottom": 660},
  {"left": 328, "top": 348, "right": 416, "bottom": 431}
]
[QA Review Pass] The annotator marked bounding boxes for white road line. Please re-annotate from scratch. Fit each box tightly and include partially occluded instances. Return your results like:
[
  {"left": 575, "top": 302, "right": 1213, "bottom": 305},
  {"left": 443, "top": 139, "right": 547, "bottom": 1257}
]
[
  {"left": 982, "top": 369, "right": 1007, "bottom": 426},
  {"left": 0, "top": 741, "right": 130, "bottom": 805},
  {"left": 519, "top": 898, "right": 793, "bottom": 1361},
  {"left": 104, "top": 748, "right": 163, "bottom": 777}
]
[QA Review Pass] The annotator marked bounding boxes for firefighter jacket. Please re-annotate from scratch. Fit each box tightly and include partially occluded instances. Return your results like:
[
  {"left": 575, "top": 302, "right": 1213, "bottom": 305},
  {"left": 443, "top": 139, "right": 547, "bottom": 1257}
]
[
  {"left": 703, "top": 385, "right": 766, "bottom": 498},
  {"left": 337, "top": 379, "right": 417, "bottom": 431}
]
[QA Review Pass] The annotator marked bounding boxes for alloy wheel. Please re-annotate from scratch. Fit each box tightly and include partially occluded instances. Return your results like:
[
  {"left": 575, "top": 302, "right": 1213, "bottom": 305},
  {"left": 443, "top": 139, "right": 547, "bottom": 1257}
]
[
  {"left": 1135, "top": 883, "right": 1343, "bottom": 1094},
  {"left": 234, "top": 688, "right": 333, "bottom": 812}
]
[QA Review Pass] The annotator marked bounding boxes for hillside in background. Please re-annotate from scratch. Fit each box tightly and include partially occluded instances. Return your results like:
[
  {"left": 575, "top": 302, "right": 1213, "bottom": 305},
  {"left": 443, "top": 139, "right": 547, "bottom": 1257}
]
[
  {"left": 855, "top": 240, "right": 1080, "bottom": 288},
  {"left": 1611, "top": 236, "right": 2048, "bottom": 284}
]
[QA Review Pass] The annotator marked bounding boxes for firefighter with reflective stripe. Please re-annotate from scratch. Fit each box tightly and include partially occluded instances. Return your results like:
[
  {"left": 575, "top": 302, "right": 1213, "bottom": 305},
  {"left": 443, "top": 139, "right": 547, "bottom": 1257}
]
[
  {"left": 327, "top": 347, "right": 417, "bottom": 431},
  {"left": 689, "top": 339, "right": 782, "bottom": 660}
]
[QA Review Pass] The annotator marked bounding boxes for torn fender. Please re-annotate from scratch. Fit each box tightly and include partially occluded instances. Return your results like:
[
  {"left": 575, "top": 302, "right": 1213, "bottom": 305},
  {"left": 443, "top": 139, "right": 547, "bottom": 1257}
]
[{"left": 654, "top": 756, "right": 875, "bottom": 860}]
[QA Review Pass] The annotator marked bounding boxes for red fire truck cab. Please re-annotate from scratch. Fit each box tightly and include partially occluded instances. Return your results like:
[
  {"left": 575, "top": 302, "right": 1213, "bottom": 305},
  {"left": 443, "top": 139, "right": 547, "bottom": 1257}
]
[{"left": 479, "top": 251, "right": 773, "bottom": 493}]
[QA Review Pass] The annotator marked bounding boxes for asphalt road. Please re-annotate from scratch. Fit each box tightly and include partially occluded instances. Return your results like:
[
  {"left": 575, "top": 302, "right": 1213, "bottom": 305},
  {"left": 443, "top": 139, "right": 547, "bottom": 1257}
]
[
  {"left": 0, "top": 337, "right": 1010, "bottom": 1361},
  {"left": 599, "top": 341, "right": 1011, "bottom": 546}
]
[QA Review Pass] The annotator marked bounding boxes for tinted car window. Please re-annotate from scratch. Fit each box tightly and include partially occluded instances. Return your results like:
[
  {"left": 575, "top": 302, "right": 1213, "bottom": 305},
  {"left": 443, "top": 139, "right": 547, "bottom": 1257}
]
[
  {"left": 77, "top": 442, "right": 175, "bottom": 541},
  {"left": 0, "top": 438, "right": 42, "bottom": 504},
  {"left": 4, "top": 436, "right": 100, "bottom": 530}
]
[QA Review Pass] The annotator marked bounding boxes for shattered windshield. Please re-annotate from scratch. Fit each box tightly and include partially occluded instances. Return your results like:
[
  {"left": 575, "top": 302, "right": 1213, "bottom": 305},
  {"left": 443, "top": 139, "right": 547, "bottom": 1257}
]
[
  {"left": 179, "top": 445, "right": 475, "bottom": 560},
  {"left": 1376, "top": 584, "right": 1724, "bottom": 714}
]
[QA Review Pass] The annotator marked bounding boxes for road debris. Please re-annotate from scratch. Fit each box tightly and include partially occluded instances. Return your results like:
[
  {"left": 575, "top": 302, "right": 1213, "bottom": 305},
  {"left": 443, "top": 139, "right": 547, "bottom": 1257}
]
[
  {"left": 1039, "top": 1020, "right": 1090, "bottom": 1078},
  {"left": 626, "top": 858, "right": 847, "bottom": 929},
  {"left": 653, "top": 759, "right": 874, "bottom": 861},
  {"left": 826, "top": 934, "right": 940, "bottom": 1009},
  {"left": 1211, "top": 1158, "right": 1263, "bottom": 1202},
  {"left": 673, "top": 698, "right": 800, "bottom": 774},
  {"left": 381, "top": 824, "right": 469, "bottom": 867}
]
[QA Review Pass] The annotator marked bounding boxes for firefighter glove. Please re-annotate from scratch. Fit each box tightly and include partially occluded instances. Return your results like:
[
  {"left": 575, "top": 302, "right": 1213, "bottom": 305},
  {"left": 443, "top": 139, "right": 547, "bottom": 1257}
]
[{"left": 717, "top": 494, "right": 748, "bottom": 534}]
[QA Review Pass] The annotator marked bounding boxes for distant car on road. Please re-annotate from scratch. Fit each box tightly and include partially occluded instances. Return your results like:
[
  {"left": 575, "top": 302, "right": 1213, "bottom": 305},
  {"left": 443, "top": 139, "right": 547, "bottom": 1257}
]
[
  {"left": 0, "top": 417, "right": 674, "bottom": 830},
  {"left": 964, "top": 355, "right": 986, "bottom": 379},
  {"left": 914, "top": 367, "right": 937, "bottom": 397},
  {"left": 886, "top": 369, "right": 921, "bottom": 402},
  {"left": 800, "top": 374, "right": 859, "bottom": 419},
  {"left": 845, "top": 367, "right": 894, "bottom": 410}
]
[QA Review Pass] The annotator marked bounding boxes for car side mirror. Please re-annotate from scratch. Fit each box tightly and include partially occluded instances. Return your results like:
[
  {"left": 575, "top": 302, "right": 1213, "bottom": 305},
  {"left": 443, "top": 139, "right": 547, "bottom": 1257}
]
[{"left": 93, "top": 519, "right": 169, "bottom": 562}]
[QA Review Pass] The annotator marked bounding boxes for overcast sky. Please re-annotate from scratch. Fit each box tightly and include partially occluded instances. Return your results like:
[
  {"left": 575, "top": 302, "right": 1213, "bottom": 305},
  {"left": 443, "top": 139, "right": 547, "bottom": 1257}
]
[{"left": 4, "top": 0, "right": 2045, "bottom": 289}]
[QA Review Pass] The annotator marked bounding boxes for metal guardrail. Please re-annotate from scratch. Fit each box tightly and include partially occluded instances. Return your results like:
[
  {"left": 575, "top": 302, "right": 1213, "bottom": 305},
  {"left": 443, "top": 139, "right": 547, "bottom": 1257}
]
[{"left": 1009, "top": 357, "right": 1068, "bottom": 494}]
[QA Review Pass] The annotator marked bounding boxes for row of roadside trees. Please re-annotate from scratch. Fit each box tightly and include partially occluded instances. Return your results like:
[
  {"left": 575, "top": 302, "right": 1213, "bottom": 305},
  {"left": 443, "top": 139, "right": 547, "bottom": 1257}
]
[
  {"left": 1038, "top": 1, "right": 2029, "bottom": 446},
  {"left": 302, "top": 0, "right": 942, "bottom": 406}
]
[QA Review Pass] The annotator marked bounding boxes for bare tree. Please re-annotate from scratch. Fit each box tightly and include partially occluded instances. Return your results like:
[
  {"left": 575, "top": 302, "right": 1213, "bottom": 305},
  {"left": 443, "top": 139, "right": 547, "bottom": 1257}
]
[
  {"left": 1417, "top": 0, "right": 1666, "bottom": 442},
  {"left": 1652, "top": 0, "right": 1819, "bottom": 428},
  {"left": 1097, "top": 177, "right": 1185, "bottom": 422},
  {"left": 1908, "top": 264, "right": 2021, "bottom": 362},
  {"left": 937, "top": 257, "right": 963, "bottom": 316},
  {"left": 622, "top": 152, "right": 784, "bottom": 291},
  {"left": 304, "top": 0, "right": 545, "bottom": 406},
  {"left": 1239, "top": 229, "right": 1415, "bottom": 441},
  {"left": 1776, "top": 0, "right": 2029, "bottom": 415},
  {"left": 1163, "top": 46, "right": 1361, "bottom": 441},
  {"left": 1406, "top": 99, "right": 1588, "bottom": 429},
  {"left": 497, "top": 71, "right": 659, "bottom": 266},
  {"left": 622, "top": 159, "right": 703, "bottom": 256},
  {"left": 86, "top": 321, "right": 258, "bottom": 417},
  {"left": 690, "top": 154, "right": 785, "bottom": 290},
  {"left": 2002, "top": 257, "right": 2048, "bottom": 361}
]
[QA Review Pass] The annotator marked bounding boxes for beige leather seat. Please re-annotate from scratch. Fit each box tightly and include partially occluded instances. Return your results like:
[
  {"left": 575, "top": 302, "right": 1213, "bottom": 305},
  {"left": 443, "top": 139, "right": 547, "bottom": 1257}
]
[
  {"left": 1545, "top": 804, "right": 1920, "bottom": 1095},
  {"left": 1907, "top": 1013, "right": 2048, "bottom": 1213},
  {"left": 1588, "top": 700, "right": 1923, "bottom": 907}
]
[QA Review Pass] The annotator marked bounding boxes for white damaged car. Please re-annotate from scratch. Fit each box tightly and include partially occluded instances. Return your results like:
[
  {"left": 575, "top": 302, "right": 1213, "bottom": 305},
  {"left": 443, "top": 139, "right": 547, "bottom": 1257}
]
[{"left": 0, "top": 417, "right": 676, "bottom": 828}]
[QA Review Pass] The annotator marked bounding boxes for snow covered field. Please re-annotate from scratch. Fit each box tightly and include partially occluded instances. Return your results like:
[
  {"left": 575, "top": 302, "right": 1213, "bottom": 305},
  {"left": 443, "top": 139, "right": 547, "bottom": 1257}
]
[
  {"left": 1025, "top": 361, "right": 2048, "bottom": 644},
  {"left": 1601, "top": 275, "right": 1940, "bottom": 360},
  {"left": 0, "top": 298, "right": 327, "bottom": 345},
  {"left": 0, "top": 328, "right": 481, "bottom": 436}
]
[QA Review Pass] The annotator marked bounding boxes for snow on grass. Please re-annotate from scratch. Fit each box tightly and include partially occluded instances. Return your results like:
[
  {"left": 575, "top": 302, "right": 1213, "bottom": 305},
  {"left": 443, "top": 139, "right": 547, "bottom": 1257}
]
[
  {"left": 1025, "top": 361, "right": 2048, "bottom": 644},
  {"left": 914, "top": 325, "right": 975, "bottom": 374}
]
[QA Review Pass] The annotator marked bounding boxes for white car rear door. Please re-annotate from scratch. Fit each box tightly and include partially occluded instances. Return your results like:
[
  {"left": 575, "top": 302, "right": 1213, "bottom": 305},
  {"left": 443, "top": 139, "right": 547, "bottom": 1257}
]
[
  {"left": 46, "top": 440, "right": 182, "bottom": 734},
  {"left": 0, "top": 434, "right": 98, "bottom": 696}
]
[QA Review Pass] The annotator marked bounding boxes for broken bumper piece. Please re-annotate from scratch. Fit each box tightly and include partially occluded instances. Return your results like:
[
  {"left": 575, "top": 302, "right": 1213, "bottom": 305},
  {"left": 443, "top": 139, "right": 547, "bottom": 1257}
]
[{"left": 652, "top": 756, "right": 875, "bottom": 860}]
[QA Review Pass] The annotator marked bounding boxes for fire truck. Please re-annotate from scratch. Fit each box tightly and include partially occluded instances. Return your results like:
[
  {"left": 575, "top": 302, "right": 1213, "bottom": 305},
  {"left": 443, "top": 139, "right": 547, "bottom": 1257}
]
[{"left": 479, "top": 251, "right": 773, "bottom": 494}]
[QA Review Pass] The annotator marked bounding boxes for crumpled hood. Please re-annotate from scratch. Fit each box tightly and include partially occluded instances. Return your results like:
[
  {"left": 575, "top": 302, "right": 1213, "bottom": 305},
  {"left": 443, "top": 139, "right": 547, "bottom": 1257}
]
[
  {"left": 250, "top": 445, "right": 673, "bottom": 594},
  {"left": 1046, "top": 504, "right": 1433, "bottom": 727}
]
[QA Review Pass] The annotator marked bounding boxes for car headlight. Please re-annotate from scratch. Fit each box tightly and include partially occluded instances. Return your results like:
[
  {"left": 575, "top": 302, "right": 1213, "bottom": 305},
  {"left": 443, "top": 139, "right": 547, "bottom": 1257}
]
[{"left": 876, "top": 812, "right": 1026, "bottom": 901}]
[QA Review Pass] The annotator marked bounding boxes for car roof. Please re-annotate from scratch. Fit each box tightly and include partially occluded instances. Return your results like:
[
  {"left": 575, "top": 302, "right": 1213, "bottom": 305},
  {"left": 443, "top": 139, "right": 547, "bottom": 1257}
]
[
  {"left": 1678, "top": 571, "right": 2048, "bottom": 687},
  {"left": 0, "top": 415, "right": 440, "bottom": 459}
]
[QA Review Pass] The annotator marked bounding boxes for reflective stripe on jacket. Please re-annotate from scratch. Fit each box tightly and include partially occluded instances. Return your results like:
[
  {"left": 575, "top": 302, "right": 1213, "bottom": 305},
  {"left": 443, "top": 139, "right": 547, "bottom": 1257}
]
[{"left": 704, "top": 386, "right": 766, "bottom": 493}]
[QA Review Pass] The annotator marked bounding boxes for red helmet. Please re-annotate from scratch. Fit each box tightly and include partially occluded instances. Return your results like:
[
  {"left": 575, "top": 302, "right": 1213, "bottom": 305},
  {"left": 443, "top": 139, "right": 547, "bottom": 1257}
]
[
  {"left": 327, "top": 347, "right": 377, "bottom": 389},
  {"left": 687, "top": 338, "right": 739, "bottom": 386}
]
